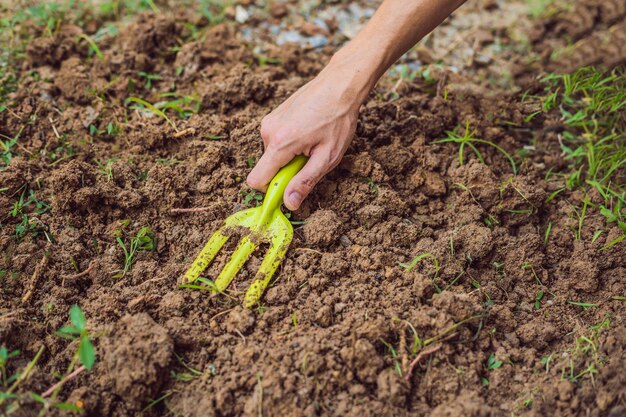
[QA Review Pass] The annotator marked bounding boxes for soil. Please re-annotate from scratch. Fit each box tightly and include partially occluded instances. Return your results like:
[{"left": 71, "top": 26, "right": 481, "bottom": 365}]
[{"left": 1, "top": 2, "right": 625, "bottom": 417}]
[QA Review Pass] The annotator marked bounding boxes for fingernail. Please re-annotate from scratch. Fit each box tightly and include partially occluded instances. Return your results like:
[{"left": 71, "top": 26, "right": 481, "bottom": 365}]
[{"left": 288, "top": 191, "right": 302, "bottom": 208}]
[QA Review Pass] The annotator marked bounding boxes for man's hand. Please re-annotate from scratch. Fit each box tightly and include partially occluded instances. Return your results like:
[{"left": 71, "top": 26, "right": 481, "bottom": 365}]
[
  {"left": 247, "top": 0, "right": 467, "bottom": 210},
  {"left": 246, "top": 62, "right": 367, "bottom": 211}
]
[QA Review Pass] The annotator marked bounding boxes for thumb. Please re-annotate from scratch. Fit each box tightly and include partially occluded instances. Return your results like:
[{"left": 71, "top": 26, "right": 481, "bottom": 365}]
[{"left": 283, "top": 152, "right": 328, "bottom": 211}]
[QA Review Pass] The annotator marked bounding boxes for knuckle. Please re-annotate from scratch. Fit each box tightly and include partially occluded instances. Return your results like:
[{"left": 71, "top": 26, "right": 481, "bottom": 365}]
[
  {"left": 267, "top": 129, "right": 292, "bottom": 152},
  {"left": 273, "top": 128, "right": 291, "bottom": 144},
  {"left": 246, "top": 174, "right": 262, "bottom": 190},
  {"left": 260, "top": 117, "right": 274, "bottom": 140}
]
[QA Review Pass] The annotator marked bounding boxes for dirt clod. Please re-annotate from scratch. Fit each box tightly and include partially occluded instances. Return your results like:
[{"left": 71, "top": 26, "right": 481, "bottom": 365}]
[
  {"left": 100, "top": 313, "right": 174, "bottom": 407},
  {"left": 302, "top": 209, "right": 342, "bottom": 247}
]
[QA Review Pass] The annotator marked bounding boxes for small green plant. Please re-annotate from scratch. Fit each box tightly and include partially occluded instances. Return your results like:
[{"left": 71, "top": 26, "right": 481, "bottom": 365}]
[
  {"left": 241, "top": 189, "right": 263, "bottom": 207},
  {"left": 0, "top": 127, "right": 24, "bottom": 170},
  {"left": 56, "top": 305, "right": 96, "bottom": 370},
  {"left": 534, "top": 290, "right": 544, "bottom": 309},
  {"left": 114, "top": 226, "right": 155, "bottom": 278},
  {"left": 170, "top": 354, "right": 207, "bottom": 382},
  {"left": 157, "top": 92, "right": 201, "bottom": 119},
  {"left": 435, "top": 120, "right": 518, "bottom": 174},
  {"left": 8, "top": 189, "right": 50, "bottom": 240},
  {"left": 381, "top": 339, "right": 403, "bottom": 376},
  {"left": 179, "top": 276, "right": 219, "bottom": 292},
  {"left": 127, "top": 96, "right": 177, "bottom": 131},
  {"left": 95, "top": 158, "right": 117, "bottom": 181},
  {"left": 567, "top": 300, "right": 598, "bottom": 310},
  {"left": 486, "top": 353, "right": 503, "bottom": 370},
  {"left": 0, "top": 347, "right": 20, "bottom": 388},
  {"left": 393, "top": 315, "right": 481, "bottom": 380},
  {"left": 399, "top": 253, "right": 441, "bottom": 292},
  {"left": 137, "top": 71, "right": 161, "bottom": 89},
  {"left": 0, "top": 346, "right": 45, "bottom": 411},
  {"left": 254, "top": 53, "right": 281, "bottom": 67},
  {"left": 155, "top": 157, "right": 181, "bottom": 166},
  {"left": 544, "top": 221, "right": 552, "bottom": 245},
  {"left": 359, "top": 177, "right": 378, "bottom": 194},
  {"left": 77, "top": 33, "right": 104, "bottom": 61}
]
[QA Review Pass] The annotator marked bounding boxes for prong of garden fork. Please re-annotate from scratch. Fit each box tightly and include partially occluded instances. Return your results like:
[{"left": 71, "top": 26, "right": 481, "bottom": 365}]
[
  {"left": 214, "top": 235, "right": 257, "bottom": 293},
  {"left": 244, "top": 215, "right": 292, "bottom": 307},
  {"left": 183, "top": 228, "right": 229, "bottom": 284},
  {"left": 183, "top": 208, "right": 257, "bottom": 284}
]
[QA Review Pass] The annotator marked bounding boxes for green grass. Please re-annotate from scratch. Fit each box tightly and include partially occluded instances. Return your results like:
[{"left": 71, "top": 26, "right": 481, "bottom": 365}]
[
  {"left": 95, "top": 158, "right": 118, "bottom": 181},
  {"left": 436, "top": 120, "right": 518, "bottom": 174},
  {"left": 113, "top": 226, "right": 155, "bottom": 278},
  {"left": 537, "top": 67, "right": 626, "bottom": 246},
  {"left": 127, "top": 96, "right": 177, "bottom": 131},
  {"left": 77, "top": 34, "right": 104, "bottom": 61},
  {"left": 0, "top": 127, "right": 24, "bottom": 170},
  {"left": 0, "top": 347, "right": 20, "bottom": 389},
  {"left": 8, "top": 189, "right": 50, "bottom": 240},
  {"left": 399, "top": 252, "right": 441, "bottom": 292},
  {"left": 0, "top": 346, "right": 45, "bottom": 411}
]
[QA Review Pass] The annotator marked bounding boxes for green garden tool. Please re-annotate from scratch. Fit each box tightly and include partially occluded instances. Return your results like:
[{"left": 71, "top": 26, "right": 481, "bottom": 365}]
[{"left": 183, "top": 156, "right": 307, "bottom": 307}]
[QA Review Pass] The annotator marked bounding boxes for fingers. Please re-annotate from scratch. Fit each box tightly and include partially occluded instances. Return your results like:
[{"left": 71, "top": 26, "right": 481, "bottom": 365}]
[
  {"left": 283, "top": 151, "right": 330, "bottom": 211},
  {"left": 246, "top": 149, "right": 293, "bottom": 192}
]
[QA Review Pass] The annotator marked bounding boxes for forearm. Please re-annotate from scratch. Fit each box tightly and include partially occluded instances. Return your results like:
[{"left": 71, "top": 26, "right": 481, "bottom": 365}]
[
  {"left": 248, "top": 0, "right": 466, "bottom": 208},
  {"left": 327, "top": 0, "right": 466, "bottom": 104}
]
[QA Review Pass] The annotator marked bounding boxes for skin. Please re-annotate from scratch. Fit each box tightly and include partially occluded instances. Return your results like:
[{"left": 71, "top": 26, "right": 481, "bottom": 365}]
[{"left": 247, "top": 0, "right": 467, "bottom": 210}]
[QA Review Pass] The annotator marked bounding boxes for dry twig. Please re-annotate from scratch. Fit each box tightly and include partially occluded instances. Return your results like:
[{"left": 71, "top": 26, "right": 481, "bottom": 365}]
[
  {"left": 404, "top": 344, "right": 442, "bottom": 383},
  {"left": 21, "top": 252, "right": 49, "bottom": 303},
  {"left": 41, "top": 365, "right": 86, "bottom": 398},
  {"left": 170, "top": 207, "right": 211, "bottom": 214}
]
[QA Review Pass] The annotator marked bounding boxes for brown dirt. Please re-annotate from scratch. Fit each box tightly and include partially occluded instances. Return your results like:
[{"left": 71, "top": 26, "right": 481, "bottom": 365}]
[
  {"left": 529, "top": 0, "right": 626, "bottom": 72},
  {"left": 1, "top": 5, "right": 625, "bottom": 417}
]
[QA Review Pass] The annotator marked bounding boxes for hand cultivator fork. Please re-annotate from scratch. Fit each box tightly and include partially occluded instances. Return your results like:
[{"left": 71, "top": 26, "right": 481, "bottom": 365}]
[{"left": 183, "top": 156, "right": 307, "bottom": 307}]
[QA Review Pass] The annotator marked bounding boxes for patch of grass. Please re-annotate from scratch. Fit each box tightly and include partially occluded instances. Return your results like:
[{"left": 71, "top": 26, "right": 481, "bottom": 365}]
[
  {"left": 127, "top": 96, "right": 177, "bottom": 131},
  {"left": 77, "top": 33, "right": 104, "bottom": 61},
  {"left": 0, "top": 127, "right": 24, "bottom": 170},
  {"left": 557, "top": 317, "right": 610, "bottom": 383},
  {"left": 113, "top": 226, "right": 155, "bottom": 278},
  {"left": 526, "top": 0, "right": 556, "bottom": 18},
  {"left": 137, "top": 71, "right": 161, "bottom": 89},
  {"left": 0, "top": 346, "right": 45, "bottom": 411},
  {"left": 538, "top": 67, "right": 626, "bottom": 246},
  {"left": 0, "top": 347, "right": 20, "bottom": 388},
  {"left": 8, "top": 189, "right": 50, "bottom": 240},
  {"left": 95, "top": 158, "right": 118, "bottom": 181},
  {"left": 436, "top": 120, "right": 518, "bottom": 174},
  {"left": 157, "top": 92, "right": 201, "bottom": 119}
]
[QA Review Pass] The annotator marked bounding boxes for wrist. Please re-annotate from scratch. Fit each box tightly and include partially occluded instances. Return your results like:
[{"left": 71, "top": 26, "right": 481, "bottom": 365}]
[{"left": 324, "top": 43, "right": 386, "bottom": 107}]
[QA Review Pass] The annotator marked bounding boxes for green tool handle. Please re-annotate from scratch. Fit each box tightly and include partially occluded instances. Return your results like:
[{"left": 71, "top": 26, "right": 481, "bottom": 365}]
[{"left": 259, "top": 155, "right": 308, "bottom": 219}]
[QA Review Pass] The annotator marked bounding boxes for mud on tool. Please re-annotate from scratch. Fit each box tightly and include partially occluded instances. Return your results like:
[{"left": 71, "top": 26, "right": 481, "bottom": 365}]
[{"left": 182, "top": 156, "right": 307, "bottom": 308}]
